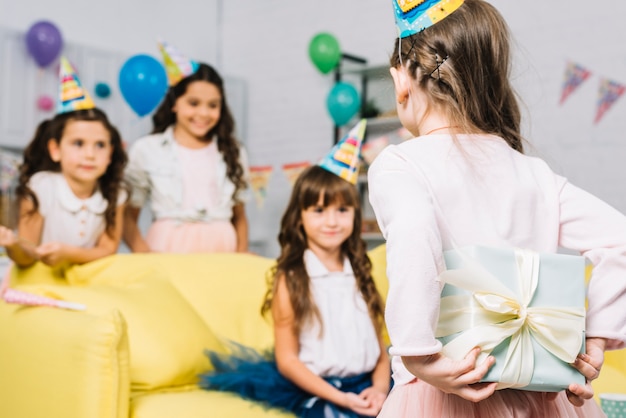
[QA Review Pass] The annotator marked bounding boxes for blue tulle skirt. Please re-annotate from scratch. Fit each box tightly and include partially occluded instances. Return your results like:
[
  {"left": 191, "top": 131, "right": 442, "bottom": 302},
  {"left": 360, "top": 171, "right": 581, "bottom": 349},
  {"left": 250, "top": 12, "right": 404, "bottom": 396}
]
[{"left": 199, "top": 344, "right": 375, "bottom": 418}]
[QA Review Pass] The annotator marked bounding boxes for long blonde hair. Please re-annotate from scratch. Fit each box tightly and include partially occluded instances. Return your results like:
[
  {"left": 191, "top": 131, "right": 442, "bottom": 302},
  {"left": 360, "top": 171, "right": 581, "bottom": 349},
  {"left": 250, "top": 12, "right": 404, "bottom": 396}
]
[
  {"left": 391, "top": 0, "right": 524, "bottom": 153},
  {"left": 261, "top": 165, "right": 384, "bottom": 335}
]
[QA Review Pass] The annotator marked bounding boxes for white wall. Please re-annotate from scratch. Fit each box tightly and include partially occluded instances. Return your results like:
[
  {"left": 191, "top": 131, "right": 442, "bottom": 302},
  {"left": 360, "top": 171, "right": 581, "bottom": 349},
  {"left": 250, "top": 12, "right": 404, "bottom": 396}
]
[
  {"left": 0, "top": 0, "right": 220, "bottom": 64},
  {"left": 221, "top": 0, "right": 626, "bottom": 256},
  {"left": 2, "top": 0, "right": 626, "bottom": 257}
]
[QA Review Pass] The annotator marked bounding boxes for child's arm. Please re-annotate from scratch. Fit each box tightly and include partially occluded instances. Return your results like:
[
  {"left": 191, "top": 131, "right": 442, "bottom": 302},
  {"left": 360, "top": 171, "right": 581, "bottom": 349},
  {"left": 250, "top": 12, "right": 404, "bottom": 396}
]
[
  {"left": 358, "top": 332, "right": 391, "bottom": 412},
  {"left": 231, "top": 202, "right": 248, "bottom": 252},
  {"left": 36, "top": 204, "right": 125, "bottom": 266},
  {"left": 122, "top": 205, "right": 150, "bottom": 253},
  {"left": 2, "top": 198, "right": 43, "bottom": 267},
  {"left": 272, "top": 275, "right": 378, "bottom": 416}
]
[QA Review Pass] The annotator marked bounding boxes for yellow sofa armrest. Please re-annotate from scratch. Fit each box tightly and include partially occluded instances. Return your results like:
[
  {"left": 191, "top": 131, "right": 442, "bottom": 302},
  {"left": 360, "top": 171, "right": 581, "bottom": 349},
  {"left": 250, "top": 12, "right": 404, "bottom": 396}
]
[{"left": 0, "top": 295, "right": 130, "bottom": 418}]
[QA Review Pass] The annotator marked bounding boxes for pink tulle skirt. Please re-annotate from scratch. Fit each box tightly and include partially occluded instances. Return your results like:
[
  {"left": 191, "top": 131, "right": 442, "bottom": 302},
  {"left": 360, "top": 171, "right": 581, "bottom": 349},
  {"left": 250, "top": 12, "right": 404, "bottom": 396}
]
[
  {"left": 146, "top": 219, "right": 237, "bottom": 253},
  {"left": 378, "top": 379, "right": 606, "bottom": 418}
]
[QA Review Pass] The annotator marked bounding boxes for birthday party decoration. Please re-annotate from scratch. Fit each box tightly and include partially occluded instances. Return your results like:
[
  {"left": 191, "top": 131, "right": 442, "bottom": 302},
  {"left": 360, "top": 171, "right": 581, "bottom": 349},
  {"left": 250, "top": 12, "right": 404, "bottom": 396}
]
[
  {"left": 25, "top": 20, "right": 63, "bottom": 68},
  {"left": 249, "top": 166, "right": 274, "bottom": 209},
  {"left": 158, "top": 40, "right": 199, "bottom": 86},
  {"left": 318, "top": 119, "right": 366, "bottom": 184},
  {"left": 282, "top": 161, "right": 311, "bottom": 186},
  {"left": 119, "top": 54, "right": 168, "bottom": 117},
  {"left": 1, "top": 263, "right": 85, "bottom": 311},
  {"left": 94, "top": 82, "right": 112, "bottom": 98},
  {"left": 308, "top": 33, "right": 341, "bottom": 74},
  {"left": 36, "top": 95, "right": 54, "bottom": 112},
  {"left": 57, "top": 57, "right": 95, "bottom": 114},
  {"left": 327, "top": 82, "right": 360, "bottom": 126},
  {"left": 594, "top": 78, "right": 626, "bottom": 125},
  {"left": 361, "top": 135, "right": 390, "bottom": 165},
  {"left": 392, "top": 0, "right": 465, "bottom": 38},
  {"left": 559, "top": 62, "right": 592, "bottom": 105}
]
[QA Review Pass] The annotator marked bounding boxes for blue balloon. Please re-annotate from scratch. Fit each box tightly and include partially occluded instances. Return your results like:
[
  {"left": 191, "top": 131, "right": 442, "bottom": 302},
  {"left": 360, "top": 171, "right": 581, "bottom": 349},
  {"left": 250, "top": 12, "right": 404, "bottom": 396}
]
[
  {"left": 119, "top": 55, "right": 167, "bottom": 117},
  {"left": 326, "top": 82, "right": 360, "bottom": 126}
]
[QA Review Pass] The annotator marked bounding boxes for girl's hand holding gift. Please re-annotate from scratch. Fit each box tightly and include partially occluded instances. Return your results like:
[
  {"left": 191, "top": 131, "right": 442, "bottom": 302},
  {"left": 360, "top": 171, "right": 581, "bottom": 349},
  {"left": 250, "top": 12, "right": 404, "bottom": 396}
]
[
  {"left": 567, "top": 337, "right": 606, "bottom": 406},
  {"left": 402, "top": 347, "right": 498, "bottom": 403}
]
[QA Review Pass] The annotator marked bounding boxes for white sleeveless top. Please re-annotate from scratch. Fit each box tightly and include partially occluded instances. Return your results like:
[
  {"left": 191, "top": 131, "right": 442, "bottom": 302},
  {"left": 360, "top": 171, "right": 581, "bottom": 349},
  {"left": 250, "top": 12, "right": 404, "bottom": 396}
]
[{"left": 298, "top": 249, "right": 380, "bottom": 377}]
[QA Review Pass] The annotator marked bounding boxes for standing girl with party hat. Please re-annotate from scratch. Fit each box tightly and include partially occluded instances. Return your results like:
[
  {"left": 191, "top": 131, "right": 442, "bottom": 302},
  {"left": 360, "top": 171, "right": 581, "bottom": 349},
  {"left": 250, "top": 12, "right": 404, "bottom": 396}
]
[
  {"left": 201, "top": 120, "right": 391, "bottom": 417},
  {"left": 368, "top": 1, "right": 626, "bottom": 417},
  {"left": 0, "top": 57, "right": 128, "bottom": 268},
  {"left": 123, "top": 41, "right": 249, "bottom": 253}
]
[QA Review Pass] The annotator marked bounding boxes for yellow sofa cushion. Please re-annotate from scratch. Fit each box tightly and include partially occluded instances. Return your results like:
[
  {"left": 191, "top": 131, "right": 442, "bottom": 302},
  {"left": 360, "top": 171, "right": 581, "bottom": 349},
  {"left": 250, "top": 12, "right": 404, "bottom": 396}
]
[
  {"left": 0, "top": 299, "right": 129, "bottom": 418},
  {"left": 40, "top": 269, "right": 225, "bottom": 391},
  {"left": 68, "top": 253, "right": 277, "bottom": 351},
  {"left": 131, "top": 389, "right": 294, "bottom": 418}
]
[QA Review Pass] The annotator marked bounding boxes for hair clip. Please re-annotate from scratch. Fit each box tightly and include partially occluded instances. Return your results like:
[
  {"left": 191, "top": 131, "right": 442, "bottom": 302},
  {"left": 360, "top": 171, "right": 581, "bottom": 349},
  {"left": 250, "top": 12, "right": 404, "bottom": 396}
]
[{"left": 430, "top": 54, "right": 449, "bottom": 80}]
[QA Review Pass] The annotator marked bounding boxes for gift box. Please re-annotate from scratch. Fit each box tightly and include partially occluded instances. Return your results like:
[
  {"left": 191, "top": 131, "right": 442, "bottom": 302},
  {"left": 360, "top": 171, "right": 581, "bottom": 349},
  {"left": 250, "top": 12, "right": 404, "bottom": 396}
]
[{"left": 436, "top": 246, "right": 586, "bottom": 392}]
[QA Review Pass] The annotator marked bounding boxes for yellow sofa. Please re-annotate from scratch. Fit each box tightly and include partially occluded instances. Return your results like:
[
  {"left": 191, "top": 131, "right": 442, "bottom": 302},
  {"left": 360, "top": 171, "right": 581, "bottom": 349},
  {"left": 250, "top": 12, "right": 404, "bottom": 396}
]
[
  {"left": 0, "top": 246, "right": 390, "bottom": 418},
  {"left": 0, "top": 246, "right": 622, "bottom": 418}
]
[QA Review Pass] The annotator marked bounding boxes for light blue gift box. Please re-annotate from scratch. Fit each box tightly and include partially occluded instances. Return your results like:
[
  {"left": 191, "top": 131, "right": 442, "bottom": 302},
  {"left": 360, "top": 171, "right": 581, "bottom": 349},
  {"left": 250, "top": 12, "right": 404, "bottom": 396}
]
[{"left": 438, "top": 246, "right": 586, "bottom": 392}]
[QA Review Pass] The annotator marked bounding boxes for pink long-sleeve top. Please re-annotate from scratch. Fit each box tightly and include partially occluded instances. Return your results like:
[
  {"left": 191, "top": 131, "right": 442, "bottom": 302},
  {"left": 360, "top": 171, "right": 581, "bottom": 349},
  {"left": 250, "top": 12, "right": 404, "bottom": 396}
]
[{"left": 368, "top": 133, "right": 626, "bottom": 385}]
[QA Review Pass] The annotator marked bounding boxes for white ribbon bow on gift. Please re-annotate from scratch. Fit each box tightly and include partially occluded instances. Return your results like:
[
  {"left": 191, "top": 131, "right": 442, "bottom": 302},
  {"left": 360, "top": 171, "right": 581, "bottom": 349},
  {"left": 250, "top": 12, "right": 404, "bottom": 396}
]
[{"left": 435, "top": 248, "right": 585, "bottom": 389}]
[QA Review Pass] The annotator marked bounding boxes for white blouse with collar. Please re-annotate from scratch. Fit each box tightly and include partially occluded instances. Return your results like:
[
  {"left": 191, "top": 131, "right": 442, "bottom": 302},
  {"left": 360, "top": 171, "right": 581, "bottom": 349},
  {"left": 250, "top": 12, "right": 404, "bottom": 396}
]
[{"left": 29, "top": 171, "right": 125, "bottom": 248}]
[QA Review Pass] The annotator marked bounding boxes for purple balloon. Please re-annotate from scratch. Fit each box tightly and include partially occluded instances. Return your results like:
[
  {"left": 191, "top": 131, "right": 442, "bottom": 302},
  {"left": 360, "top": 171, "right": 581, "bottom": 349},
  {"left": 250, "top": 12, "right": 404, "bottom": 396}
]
[{"left": 25, "top": 21, "right": 63, "bottom": 68}]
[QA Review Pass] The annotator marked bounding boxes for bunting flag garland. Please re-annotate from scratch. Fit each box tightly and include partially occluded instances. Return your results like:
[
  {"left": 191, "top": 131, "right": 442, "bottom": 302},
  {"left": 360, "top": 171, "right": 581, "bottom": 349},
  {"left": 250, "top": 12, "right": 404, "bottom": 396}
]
[
  {"left": 281, "top": 161, "right": 311, "bottom": 186},
  {"left": 594, "top": 78, "right": 626, "bottom": 124},
  {"left": 248, "top": 166, "right": 274, "bottom": 209},
  {"left": 559, "top": 62, "right": 592, "bottom": 105},
  {"left": 361, "top": 135, "right": 389, "bottom": 165}
]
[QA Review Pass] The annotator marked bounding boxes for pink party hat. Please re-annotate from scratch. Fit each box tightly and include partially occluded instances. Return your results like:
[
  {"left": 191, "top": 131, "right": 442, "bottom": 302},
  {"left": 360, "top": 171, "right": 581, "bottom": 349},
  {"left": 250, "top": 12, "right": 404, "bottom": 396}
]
[
  {"left": 57, "top": 57, "right": 95, "bottom": 114},
  {"left": 0, "top": 262, "right": 85, "bottom": 311},
  {"left": 158, "top": 40, "right": 199, "bottom": 86},
  {"left": 318, "top": 119, "right": 367, "bottom": 184}
]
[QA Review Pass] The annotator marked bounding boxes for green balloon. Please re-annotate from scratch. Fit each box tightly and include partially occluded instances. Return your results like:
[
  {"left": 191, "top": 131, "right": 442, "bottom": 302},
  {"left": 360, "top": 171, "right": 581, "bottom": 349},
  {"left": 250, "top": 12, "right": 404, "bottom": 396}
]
[{"left": 308, "top": 33, "right": 341, "bottom": 74}]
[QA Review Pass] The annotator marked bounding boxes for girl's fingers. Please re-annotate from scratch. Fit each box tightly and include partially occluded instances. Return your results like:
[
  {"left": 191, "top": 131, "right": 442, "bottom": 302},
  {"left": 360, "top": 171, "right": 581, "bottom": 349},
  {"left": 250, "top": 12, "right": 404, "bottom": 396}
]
[
  {"left": 457, "top": 347, "right": 482, "bottom": 375},
  {"left": 572, "top": 355, "right": 601, "bottom": 381},
  {"left": 457, "top": 355, "right": 496, "bottom": 385},
  {"left": 457, "top": 382, "right": 498, "bottom": 403}
]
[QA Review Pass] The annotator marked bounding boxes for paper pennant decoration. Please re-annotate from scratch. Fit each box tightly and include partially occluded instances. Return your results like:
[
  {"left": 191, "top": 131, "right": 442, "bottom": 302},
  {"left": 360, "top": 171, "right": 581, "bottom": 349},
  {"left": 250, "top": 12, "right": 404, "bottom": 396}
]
[
  {"left": 318, "top": 119, "right": 366, "bottom": 184},
  {"left": 594, "top": 78, "right": 626, "bottom": 124},
  {"left": 361, "top": 135, "right": 390, "bottom": 165},
  {"left": 249, "top": 166, "right": 273, "bottom": 209},
  {"left": 393, "top": 0, "right": 465, "bottom": 38},
  {"left": 57, "top": 57, "right": 96, "bottom": 114},
  {"left": 282, "top": 161, "right": 311, "bottom": 186},
  {"left": 559, "top": 62, "right": 592, "bottom": 105},
  {"left": 158, "top": 40, "right": 199, "bottom": 86}
]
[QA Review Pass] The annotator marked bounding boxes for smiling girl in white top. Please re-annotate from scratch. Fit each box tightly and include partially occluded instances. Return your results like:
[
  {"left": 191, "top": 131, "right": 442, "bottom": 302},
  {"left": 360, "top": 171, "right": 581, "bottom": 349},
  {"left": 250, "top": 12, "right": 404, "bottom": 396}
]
[
  {"left": 201, "top": 123, "right": 390, "bottom": 418},
  {"left": 0, "top": 57, "right": 127, "bottom": 268},
  {"left": 124, "top": 44, "right": 249, "bottom": 254}
]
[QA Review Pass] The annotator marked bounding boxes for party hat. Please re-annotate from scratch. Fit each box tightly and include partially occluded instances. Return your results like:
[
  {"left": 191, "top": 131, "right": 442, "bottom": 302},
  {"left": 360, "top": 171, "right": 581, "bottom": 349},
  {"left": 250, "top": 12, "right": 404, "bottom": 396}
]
[
  {"left": 57, "top": 57, "right": 96, "bottom": 114},
  {"left": 393, "top": 0, "right": 465, "bottom": 38},
  {"left": 158, "top": 40, "right": 199, "bottom": 86},
  {"left": 318, "top": 119, "right": 366, "bottom": 185},
  {"left": 1, "top": 262, "right": 85, "bottom": 311}
]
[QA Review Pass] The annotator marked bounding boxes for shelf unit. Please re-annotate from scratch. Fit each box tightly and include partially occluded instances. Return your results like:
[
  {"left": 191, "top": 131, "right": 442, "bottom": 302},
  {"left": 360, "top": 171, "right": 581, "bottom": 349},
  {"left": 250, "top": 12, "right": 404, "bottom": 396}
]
[{"left": 335, "top": 63, "right": 406, "bottom": 247}]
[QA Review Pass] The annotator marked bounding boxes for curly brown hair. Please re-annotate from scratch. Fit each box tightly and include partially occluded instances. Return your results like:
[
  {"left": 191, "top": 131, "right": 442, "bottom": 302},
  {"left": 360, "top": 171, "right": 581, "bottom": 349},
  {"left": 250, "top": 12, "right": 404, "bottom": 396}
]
[
  {"left": 261, "top": 165, "right": 384, "bottom": 335},
  {"left": 16, "top": 108, "right": 128, "bottom": 236},
  {"left": 151, "top": 63, "right": 246, "bottom": 199},
  {"left": 391, "top": 0, "right": 524, "bottom": 153}
]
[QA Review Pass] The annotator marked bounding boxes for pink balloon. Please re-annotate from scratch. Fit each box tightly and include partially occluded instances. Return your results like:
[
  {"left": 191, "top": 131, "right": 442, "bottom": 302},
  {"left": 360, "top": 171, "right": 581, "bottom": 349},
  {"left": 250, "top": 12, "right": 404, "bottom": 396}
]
[{"left": 37, "top": 95, "right": 54, "bottom": 112}]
